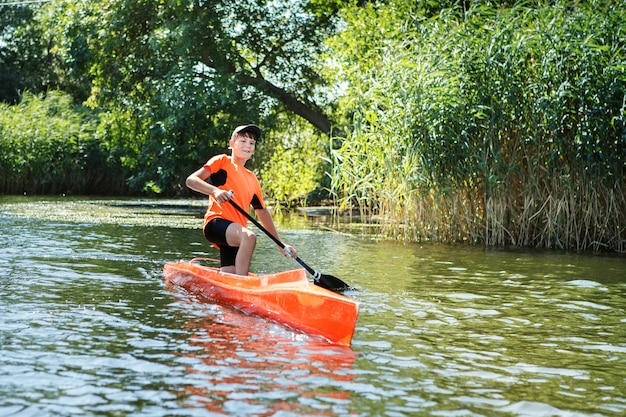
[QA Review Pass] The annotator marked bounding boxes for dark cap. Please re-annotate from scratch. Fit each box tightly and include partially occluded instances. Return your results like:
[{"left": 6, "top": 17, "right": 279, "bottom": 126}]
[{"left": 232, "top": 124, "right": 261, "bottom": 140}]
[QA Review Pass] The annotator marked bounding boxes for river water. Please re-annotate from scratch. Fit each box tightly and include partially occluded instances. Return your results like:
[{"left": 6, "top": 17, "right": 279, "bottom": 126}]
[{"left": 0, "top": 197, "right": 624, "bottom": 417}]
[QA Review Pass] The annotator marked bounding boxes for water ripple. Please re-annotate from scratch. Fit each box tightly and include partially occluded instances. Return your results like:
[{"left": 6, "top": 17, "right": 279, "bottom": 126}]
[{"left": 1, "top": 201, "right": 625, "bottom": 416}]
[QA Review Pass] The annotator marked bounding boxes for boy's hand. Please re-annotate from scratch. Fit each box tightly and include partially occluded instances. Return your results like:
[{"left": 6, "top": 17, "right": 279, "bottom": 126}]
[
  {"left": 282, "top": 244, "right": 297, "bottom": 259},
  {"left": 214, "top": 189, "right": 233, "bottom": 203}
]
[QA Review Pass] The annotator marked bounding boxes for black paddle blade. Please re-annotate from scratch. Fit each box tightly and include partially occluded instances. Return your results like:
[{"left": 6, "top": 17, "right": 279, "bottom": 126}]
[{"left": 314, "top": 273, "right": 354, "bottom": 293}]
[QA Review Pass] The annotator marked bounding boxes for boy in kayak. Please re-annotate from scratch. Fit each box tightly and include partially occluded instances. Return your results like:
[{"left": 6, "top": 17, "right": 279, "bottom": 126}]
[{"left": 186, "top": 124, "right": 297, "bottom": 275}]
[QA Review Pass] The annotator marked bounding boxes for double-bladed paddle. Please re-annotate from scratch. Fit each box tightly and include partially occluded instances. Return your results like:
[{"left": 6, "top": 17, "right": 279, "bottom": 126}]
[{"left": 227, "top": 198, "right": 353, "bottom": 293}]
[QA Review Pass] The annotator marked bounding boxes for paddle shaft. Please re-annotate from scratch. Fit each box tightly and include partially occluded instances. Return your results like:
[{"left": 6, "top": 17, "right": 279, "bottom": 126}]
[{"left": 227, "top": 199, "right": 321, "bottom": 280}]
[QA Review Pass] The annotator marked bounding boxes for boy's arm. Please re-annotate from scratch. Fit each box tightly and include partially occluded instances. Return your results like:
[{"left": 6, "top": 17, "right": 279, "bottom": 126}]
[
  {"left": 256, "top": 208, "right": 297, "bottom": 257},
  {"left": 255, "top": 207, "right": 280, "bottom": 240},
  {"left": 186, "top": 167, "right": 231, "bottom": 202}
]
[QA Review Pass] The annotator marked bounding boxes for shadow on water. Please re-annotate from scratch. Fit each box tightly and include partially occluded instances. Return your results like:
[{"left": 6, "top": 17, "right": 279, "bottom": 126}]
[{"left": 1, "top": 197, "right": 625, "bottom": 416}]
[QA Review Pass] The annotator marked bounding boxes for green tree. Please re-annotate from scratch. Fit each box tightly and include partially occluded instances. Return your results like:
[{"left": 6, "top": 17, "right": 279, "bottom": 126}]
[
  {"left": 0, "top": 2, "right": 50, "bottom": 103},
  {"left": 43, "top": 0, "right": 346, "bottom": 193},
  {"left": 1, "top": 0, "right": 350, "bottom": 195}
]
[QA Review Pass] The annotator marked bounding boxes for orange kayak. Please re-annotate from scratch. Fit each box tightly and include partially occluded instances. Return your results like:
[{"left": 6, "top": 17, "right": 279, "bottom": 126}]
[{"left": 163, "top": 259, "right": 359, "bottom": 346}]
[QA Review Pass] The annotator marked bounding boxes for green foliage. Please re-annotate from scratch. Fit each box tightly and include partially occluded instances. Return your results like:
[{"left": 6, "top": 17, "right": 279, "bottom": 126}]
[
  {"left": 2, "top": 0, "right": 624, "bottom": 252},
  {"left": 72, "top": 0, "right": 343, "bottom": 194},
  {"left": 0, "top": 3, "right": 51, "bottom": 103},
  {"left": 0, "top": 91, "right": 115, "bottom": 194},
  {"left": 258, "top": 118, "right": 328, "bottom": 208},
  {"left": 1, "top": 0, "right": 342, "bottom": 195},
  {"left": 325, "top": 0, "right": 626, "bottom": 251}
]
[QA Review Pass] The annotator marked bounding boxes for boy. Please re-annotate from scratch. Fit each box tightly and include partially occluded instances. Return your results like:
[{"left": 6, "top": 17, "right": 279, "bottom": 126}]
[{"left": 186, "top": 124, "right": 297, "bottom": 275}]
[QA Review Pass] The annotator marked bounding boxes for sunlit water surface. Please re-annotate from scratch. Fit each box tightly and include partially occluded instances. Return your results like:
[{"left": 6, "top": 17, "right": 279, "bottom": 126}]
[{"left": 1, "top": 197, "right": 624, "bottom": 416}]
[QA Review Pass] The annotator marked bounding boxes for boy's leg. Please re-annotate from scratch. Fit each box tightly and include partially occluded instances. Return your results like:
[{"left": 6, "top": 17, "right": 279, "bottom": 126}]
[
  {"left": 225, "top": 222, "right": 257, "bottom": 276},
  {"left": 218, "top": 246, "right": 237, "bottom": 274}
]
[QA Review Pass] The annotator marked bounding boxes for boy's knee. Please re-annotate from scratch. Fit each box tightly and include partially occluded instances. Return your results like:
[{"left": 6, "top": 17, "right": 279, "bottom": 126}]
[{"left": 242, "top": 230, "right": 256, "bottom": 247}]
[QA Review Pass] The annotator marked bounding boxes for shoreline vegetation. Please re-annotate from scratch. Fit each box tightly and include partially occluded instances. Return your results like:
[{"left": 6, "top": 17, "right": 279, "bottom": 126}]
[
  {"left": 1, "top": 1, "right": 624, "bottom": 253},
  {"left": 322, "top": 1, "right": 626, "bottom": 253}
]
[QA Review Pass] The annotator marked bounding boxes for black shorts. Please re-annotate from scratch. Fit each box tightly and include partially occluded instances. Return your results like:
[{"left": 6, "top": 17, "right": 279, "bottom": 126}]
[{"left": 203, "top": 218, "right": 238, "bottom": 267}]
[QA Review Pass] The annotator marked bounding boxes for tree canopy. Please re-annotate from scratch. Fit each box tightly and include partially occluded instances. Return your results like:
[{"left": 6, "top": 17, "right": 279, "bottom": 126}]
[{"left": 1, "top": 0, "right": 346, "bottom": 192}]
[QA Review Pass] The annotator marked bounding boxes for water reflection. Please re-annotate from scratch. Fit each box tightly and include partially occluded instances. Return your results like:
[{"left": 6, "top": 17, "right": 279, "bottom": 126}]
[{"left": 167, "top": 293, "right": 358, "bottom": 415}]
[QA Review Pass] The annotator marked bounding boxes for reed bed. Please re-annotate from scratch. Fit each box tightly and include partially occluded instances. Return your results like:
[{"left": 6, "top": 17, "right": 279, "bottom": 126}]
[
  {"left": 326, "top": 1, "right": 625, "bottom": 252},
  {"left": 0, "top": 91, "right": 126, "bottom": 195}
]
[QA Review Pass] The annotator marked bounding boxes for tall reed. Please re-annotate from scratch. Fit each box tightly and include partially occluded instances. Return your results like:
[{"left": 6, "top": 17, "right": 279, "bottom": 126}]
[
  {"left": 326, "top": 1, "right": 625, "bottom": 252},
  {"left": 0, "top": 91, "right": 122, "bottom": 195}
]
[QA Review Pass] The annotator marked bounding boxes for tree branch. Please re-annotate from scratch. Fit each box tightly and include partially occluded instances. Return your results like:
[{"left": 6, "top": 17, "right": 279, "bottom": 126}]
[{"left": 238, "top": 72, "right": 332, "bottom": 135}]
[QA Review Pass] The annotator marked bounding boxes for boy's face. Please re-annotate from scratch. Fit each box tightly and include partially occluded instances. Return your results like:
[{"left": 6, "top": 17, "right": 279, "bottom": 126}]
[{"left": 229, "top": 133, "right": 257, "bottom": 162}]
